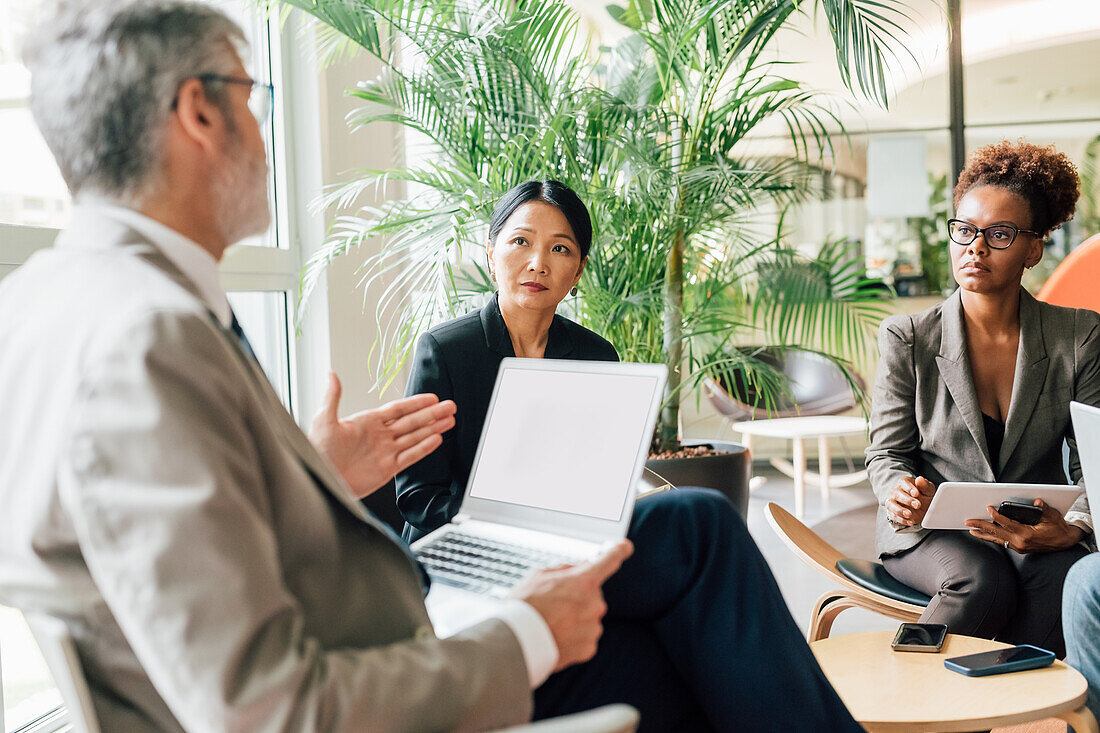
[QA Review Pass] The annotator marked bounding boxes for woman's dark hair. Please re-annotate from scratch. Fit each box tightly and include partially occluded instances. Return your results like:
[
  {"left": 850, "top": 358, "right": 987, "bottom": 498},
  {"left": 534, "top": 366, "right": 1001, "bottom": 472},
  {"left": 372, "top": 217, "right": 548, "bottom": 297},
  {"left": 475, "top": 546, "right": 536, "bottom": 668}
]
[
  {"left": 954, "top": 140, "right": 1080, "bottom": 238},
  {"left": 487, "top": 180, "right": 593, "bottom": 259}
]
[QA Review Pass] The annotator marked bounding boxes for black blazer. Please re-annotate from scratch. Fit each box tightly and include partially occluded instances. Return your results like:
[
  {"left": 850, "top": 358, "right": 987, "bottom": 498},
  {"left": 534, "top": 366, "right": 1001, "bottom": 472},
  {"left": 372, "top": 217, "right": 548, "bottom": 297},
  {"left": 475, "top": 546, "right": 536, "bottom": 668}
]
[{"left": 396, "top": 293, "right": 619, "bottom": 542}]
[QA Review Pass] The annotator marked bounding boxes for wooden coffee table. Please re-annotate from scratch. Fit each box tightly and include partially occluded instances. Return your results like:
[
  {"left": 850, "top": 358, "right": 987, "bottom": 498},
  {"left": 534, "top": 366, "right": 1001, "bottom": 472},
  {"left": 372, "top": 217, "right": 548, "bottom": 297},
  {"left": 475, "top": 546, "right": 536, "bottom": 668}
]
[{"left": 811, "top": 631, "right": 1098, "bottom": 732}]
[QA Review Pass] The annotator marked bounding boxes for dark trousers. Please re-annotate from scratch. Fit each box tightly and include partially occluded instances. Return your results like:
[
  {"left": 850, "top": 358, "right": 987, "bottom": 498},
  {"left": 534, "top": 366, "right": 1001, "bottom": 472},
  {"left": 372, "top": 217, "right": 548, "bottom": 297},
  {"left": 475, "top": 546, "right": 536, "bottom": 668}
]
[
  {"left": 533, "top": 489, "right": 861, "bottom": 732},
  {"left": 882, "top": 530, "right": 1087, "bottom": 658}
]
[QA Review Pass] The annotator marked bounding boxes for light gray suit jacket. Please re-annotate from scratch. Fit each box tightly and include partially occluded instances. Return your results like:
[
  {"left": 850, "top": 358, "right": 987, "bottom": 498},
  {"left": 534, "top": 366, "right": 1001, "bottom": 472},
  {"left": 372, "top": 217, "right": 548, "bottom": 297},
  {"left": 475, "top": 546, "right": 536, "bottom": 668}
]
[
  {"left": 866, "top": 288, "right": 1100, "bottom": 557},
  {"left": 0, "top": 209, "right": 530, "bottom": 732}
]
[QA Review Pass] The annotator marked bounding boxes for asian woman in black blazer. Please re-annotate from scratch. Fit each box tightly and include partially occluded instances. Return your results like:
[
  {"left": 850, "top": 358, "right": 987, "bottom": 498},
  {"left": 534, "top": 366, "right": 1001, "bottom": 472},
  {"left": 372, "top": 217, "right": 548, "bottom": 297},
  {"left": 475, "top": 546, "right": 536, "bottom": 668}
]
[
  {"left": 397, "top": 291, "right": 617, "bottom": 542},
  {"left": 392, "top": 180, "right": 862, "bottom": 731}
]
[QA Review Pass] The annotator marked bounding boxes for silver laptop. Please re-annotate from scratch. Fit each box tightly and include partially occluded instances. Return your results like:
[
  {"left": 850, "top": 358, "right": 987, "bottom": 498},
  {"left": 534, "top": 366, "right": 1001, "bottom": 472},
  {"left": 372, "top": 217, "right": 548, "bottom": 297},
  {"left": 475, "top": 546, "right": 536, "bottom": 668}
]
[
  {"left": 415, "top": 358, "right": 666, "bottom": 636},
  {"left": 1070, "top": 401, "right": 1100, "bottom": 513}
]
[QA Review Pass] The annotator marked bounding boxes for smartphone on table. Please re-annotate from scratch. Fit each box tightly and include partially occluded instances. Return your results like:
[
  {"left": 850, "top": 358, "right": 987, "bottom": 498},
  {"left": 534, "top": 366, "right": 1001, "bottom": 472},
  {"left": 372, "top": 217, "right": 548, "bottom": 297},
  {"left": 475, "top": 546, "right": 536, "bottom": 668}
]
[
  {"left": 944, "top": 645, "right": 1055, "bottom": 676},
  {"left": 891, "top": 622, "right": 948, "bottom": 652},
  {"left": 998, "top": 500, "right": 1043, "bottom": 526}
]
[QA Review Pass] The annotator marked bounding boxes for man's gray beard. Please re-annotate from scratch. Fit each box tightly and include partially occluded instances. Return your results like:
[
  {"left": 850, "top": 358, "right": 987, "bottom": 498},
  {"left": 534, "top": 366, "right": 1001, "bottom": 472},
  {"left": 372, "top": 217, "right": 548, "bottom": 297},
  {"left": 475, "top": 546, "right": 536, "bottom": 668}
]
[{"left": 213, "top": 137, "right": 270, "bottom": 245}]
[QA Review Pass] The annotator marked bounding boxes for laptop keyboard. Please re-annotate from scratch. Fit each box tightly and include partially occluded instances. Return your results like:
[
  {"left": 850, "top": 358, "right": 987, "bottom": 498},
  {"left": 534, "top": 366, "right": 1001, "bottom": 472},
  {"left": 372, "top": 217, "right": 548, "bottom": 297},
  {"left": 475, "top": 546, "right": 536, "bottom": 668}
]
[{"left": 417, "top": 530, "right": 583, "bottom": 595}]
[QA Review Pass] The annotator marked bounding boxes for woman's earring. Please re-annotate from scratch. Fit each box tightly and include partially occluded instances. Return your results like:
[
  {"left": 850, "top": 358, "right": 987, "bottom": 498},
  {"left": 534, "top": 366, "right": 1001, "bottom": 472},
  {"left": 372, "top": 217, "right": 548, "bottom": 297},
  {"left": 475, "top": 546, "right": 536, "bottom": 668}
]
[
  {"left": 490, "top": 270, "right": 497, "bottom": 283},
  {"left": 570, "top": 286, "right": 578, "bottom": 297}
]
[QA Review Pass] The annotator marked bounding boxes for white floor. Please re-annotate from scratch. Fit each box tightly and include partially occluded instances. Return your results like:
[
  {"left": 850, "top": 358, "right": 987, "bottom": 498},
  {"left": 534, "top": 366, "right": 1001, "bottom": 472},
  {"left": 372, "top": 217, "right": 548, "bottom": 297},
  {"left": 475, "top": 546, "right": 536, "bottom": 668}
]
[{"left": 743, "top": 464, "right": 900, "bottom": 638}]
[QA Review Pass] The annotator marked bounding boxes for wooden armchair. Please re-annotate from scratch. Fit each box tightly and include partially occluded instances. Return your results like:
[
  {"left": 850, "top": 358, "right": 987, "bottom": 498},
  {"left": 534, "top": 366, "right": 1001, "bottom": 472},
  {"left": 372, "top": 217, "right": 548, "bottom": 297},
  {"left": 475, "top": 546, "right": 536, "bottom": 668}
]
[{"left": 764, "top": 502, "right": 930, "bottom": 641}]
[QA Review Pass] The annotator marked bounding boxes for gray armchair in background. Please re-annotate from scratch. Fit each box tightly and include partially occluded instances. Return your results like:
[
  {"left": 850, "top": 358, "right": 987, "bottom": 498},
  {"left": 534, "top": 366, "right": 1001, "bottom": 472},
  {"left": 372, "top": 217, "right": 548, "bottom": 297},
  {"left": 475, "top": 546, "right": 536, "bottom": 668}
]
[{"left": 703, "top": 349, "right": 863, "bottom": 431}]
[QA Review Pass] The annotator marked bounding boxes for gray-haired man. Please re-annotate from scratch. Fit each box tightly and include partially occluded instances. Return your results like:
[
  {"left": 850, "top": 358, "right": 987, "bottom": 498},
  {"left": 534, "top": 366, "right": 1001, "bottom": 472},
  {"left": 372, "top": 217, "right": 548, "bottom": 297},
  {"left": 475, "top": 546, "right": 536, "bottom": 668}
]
[{"left": 0, "top": 1, "right": 630, "bottom": 730}]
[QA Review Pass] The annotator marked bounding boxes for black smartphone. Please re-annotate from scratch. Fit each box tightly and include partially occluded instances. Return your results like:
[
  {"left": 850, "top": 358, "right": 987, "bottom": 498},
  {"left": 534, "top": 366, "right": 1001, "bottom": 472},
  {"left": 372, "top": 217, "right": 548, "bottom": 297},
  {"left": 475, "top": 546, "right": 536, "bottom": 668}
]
[
  {"left": 998, "top": 500, "right": 1043, "bottom": 526},
  {"left": 890, "top": 622, "right": 948, "bottom": 652},
  {"left": 944, "top": 645, "right": 1055, "bottom": 676}
]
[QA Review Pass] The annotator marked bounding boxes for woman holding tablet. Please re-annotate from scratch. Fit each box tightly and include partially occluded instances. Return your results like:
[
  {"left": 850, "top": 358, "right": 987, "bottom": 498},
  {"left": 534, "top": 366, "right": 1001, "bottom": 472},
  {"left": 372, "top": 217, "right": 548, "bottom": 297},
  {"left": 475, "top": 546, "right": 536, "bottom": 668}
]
[
  {"left": 867, "top": 141, "right": 1100, "bottom": 656},
  {"left": 395, "top": 179, "right": 862, "bottom": 730}
]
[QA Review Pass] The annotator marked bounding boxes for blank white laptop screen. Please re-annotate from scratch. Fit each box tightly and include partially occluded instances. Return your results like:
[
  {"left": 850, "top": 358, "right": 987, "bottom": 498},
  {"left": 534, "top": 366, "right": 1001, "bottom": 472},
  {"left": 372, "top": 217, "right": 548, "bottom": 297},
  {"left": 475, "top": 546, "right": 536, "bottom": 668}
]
[
  {"left": 1071, "top": 401, "right": 1100, "bottom": 512},
  {"left": 467, "top": 368, "right": 659, "bottom": 521}
]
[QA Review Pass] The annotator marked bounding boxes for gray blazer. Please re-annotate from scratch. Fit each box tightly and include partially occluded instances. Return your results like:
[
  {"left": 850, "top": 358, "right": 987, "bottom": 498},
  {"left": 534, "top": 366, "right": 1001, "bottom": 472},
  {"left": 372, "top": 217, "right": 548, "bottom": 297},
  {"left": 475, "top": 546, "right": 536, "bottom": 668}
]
[
  {"left": 866, "top": 288, "right": 1100, "bottom": 557},
  {"left": 0, "top": 209, "right": 531, "bottom": 732}
]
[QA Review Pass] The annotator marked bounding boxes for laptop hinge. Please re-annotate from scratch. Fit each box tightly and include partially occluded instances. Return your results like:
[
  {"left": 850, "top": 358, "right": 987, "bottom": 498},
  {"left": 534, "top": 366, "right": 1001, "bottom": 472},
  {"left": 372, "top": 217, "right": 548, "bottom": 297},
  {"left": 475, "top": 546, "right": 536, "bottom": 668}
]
[{"left": 453, "top": 513, "right": 471, "bottom": 524}]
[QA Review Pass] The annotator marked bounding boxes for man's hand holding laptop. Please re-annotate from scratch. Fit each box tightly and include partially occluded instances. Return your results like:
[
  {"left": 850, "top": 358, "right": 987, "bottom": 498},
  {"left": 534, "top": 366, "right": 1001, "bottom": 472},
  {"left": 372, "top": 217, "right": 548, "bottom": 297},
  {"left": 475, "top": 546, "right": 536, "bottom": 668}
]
[
  {"left": 511, "top": 540, "right": 634, "bottom": 671},
  {"left": 308, "top": 368, "right": 635, "bottom": 672}
]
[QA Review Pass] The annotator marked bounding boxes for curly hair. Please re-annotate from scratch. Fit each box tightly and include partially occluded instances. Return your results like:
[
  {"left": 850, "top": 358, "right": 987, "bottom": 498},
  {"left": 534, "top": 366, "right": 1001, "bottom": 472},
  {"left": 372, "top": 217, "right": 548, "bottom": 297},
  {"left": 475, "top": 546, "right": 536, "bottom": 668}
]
[{"left": 954, "top": 140, "right": 1080, "bottom": 238}]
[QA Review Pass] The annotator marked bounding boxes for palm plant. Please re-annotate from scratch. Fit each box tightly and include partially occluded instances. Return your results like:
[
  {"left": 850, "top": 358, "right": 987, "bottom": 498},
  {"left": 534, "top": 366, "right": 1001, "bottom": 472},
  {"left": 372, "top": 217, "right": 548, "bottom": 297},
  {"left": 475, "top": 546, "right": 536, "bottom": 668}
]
[{"left": 276, "top": 0, "right": 906, "bottom": 451}]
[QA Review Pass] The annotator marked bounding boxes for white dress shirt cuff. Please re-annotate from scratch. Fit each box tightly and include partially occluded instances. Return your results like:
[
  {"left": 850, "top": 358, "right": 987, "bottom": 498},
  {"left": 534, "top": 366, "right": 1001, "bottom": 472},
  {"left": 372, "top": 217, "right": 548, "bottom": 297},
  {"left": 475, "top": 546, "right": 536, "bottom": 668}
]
[
  {"left": 1065, "top": 510, "right": 1093, "bottom": 534},
  {"left": 494, "top": 599, "right": 559, "bottom": 688}
]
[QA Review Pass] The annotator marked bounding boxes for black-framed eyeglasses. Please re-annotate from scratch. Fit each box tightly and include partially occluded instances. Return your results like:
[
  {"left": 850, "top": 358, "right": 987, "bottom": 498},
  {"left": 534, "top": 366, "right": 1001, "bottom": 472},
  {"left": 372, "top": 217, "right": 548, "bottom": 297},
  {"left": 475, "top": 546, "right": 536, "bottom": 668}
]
[
  {"left": 947, "top": 218, "right": 1040, "bottom": 249},
  {"left": 196, "top": 73, "right": 275, "bottom": 124}
]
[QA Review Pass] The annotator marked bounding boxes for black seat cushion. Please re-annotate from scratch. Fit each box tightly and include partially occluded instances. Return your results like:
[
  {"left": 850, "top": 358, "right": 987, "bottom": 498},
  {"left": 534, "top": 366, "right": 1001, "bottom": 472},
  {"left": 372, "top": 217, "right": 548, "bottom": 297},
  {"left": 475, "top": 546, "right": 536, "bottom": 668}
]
[{"left": 835, "top": 558, "right": 932, "bottom": 607}]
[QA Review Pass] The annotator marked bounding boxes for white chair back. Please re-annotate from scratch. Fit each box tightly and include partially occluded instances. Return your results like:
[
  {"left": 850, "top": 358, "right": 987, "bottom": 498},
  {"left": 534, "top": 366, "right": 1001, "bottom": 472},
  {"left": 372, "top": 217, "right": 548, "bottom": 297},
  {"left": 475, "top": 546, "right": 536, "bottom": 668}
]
[
  {"left": 19, "top": 611, "right": 634, "bottom": 733},
  {"left": 499, "top": 704, "right": 639, "bottom": 733},
  {"left": 23, "top": 613, "right": 102, "bottom": 733},
  {"left": 1, "top": 637, "right": 6, "bottom": 732}
]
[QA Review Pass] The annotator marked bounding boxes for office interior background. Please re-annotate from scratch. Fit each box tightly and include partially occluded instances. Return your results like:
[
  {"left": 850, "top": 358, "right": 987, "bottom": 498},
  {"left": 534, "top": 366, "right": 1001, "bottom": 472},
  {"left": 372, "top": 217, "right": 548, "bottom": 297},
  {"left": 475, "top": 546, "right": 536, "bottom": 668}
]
[{"left": 2, "top": 0, "right": 1099, "bottom": 728}]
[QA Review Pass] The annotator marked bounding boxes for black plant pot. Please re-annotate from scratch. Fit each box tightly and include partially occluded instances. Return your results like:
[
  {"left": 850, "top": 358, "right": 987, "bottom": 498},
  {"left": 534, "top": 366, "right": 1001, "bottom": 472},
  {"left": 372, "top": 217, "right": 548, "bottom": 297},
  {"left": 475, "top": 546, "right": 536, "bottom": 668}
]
[{"left": 645, "top": 440, "right": 751, "bottom": 518}]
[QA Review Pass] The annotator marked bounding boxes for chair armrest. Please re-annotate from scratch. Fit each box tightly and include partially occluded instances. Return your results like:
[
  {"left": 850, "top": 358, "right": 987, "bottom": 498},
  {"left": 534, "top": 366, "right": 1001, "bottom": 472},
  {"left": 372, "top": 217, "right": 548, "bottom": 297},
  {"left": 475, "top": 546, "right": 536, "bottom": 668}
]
[{"left": 495, "top": 704, "right": 639, "bottom": 733}]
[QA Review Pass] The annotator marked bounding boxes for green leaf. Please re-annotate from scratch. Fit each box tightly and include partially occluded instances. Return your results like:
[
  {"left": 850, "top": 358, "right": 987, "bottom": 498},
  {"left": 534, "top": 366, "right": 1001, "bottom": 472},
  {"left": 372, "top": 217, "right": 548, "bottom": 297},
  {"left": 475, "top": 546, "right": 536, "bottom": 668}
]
[{"left": 606, "top": 4, "right": 641, "bottom": 30}]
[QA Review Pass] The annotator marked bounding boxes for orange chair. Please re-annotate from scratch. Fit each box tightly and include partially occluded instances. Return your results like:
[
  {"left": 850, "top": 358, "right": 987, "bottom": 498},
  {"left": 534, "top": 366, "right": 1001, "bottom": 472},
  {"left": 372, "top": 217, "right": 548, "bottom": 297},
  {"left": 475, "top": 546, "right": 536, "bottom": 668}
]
[{"left": 1037, "top": 234, "right": 1100, "bottom": 312}]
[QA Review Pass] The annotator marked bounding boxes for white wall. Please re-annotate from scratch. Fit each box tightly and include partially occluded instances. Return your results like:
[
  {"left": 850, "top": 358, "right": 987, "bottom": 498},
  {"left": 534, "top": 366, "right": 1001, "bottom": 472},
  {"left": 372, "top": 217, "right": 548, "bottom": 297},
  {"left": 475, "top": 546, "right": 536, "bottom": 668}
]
[{"left": 308, "top": 50, "right": 407, "bottom": 415}]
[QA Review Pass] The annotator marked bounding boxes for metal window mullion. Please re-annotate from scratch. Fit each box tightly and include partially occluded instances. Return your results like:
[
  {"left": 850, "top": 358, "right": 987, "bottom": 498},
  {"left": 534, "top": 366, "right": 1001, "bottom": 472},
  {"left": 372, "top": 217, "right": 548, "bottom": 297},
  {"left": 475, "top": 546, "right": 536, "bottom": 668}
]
[
  {"left": 221, "top": 272, "right": 297, "bottom": 293},
  {"left": 271, "top": 8, "right": 331, "bottom": 427},
  {"left": 947, "top": 0, "right": 966, "bottom": 192},
  {"left": 220, "top": 243, "right": 296, "bottom": 273}
]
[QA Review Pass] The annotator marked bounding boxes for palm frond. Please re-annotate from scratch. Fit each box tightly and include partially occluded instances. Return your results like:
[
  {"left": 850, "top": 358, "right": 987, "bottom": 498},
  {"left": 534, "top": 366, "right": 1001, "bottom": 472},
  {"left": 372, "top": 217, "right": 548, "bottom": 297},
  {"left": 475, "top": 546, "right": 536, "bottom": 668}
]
[
  {"left": 752, "top": 237, "right": 894, "bottom": 364},
  {"left": 274, "top": 0, "right": 910, "bottom": 433},
  {"left": 816, "top": 0, "right": 914, "bottom": 107}
]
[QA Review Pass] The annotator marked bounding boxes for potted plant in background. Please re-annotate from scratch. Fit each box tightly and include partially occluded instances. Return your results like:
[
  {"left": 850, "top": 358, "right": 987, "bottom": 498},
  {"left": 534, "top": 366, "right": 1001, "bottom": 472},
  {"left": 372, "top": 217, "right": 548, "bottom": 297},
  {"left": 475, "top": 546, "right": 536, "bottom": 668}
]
[
  {"left": 1074, "top": 134, "right": 1100, "bottom": 237},
  {"left": 276, "top": 0, "right": 904, "bottom": 513},
  {"left": 915, "top": 172, "right": 953, "bottom": 296}
]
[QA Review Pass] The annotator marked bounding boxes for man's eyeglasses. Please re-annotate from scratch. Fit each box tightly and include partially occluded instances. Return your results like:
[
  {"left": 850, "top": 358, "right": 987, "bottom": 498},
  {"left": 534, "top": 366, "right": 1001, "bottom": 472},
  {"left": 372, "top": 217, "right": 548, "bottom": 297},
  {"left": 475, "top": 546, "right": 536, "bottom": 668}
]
[
  {"left": 946, "top": 219, "right": 1041, "bottom": 250},
  {"left": 196, "top": 73, "right": 274, "bottom": 125}
]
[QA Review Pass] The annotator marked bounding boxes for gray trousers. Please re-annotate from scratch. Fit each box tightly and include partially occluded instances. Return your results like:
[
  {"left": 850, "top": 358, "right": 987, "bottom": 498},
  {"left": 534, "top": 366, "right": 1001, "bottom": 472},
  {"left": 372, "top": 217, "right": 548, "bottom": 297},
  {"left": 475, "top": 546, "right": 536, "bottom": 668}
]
[{"left": 882, "top": 530, "right": 1087, "bottom": 658}]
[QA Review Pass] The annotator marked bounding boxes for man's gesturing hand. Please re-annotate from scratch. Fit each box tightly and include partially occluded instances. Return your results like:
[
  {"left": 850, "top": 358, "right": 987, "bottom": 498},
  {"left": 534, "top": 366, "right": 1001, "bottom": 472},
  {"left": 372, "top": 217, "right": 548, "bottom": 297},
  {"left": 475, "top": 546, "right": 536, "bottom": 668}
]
[
  {"left": 512, "top": 540, "right": 633, "bottom": 672},
  {"left": 309, "top": 373, "right": 457, "bottom": 498}
]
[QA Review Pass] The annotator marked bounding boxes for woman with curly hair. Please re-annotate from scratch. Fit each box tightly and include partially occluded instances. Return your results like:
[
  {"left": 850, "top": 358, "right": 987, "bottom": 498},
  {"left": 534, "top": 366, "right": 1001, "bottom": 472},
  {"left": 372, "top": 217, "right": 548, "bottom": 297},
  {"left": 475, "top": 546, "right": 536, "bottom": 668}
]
[{"left": 867, "top": 140, "right": 1100, "bottom": 656}]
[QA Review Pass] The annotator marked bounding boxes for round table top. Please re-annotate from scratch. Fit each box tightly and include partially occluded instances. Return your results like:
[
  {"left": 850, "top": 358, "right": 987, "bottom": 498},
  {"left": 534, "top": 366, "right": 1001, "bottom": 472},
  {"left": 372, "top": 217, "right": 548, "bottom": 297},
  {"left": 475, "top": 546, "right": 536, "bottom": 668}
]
[
  {"left": 811, "top": 631, "right": 1088, "bottom": 732},
  {"left": 730, "top": 415, "right": 867, "bottom": 438}
]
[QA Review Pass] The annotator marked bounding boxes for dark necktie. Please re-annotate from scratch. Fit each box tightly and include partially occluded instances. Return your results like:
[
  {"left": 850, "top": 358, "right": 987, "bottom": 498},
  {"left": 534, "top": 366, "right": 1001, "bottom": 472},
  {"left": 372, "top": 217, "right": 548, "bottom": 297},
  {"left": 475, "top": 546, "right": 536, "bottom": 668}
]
[
  {"left": 225, "top": 311, "right": 429, "bottom": 591},
  {"left": 229, "top": 311, "right": 261, "bottom": 368}
]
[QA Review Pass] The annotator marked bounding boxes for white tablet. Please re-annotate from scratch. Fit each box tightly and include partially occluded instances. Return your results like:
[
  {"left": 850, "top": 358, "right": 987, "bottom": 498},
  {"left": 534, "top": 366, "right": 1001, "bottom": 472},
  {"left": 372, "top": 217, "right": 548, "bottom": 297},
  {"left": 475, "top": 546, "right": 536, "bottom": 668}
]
[{"left": 921, "top": 482, "right": 1083, "bottom": 530}]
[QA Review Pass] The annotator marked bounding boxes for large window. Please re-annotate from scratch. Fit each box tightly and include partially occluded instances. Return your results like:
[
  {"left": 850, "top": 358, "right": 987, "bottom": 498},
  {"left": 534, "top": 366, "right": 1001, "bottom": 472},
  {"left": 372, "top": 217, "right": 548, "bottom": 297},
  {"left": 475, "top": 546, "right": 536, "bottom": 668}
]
[
  {"left": 736, "top": 0, "right": 1100, "bottom": 297},
  {"left": 960, "top": 0, "right": 1100, "bottom": 290},
  {"left": 0, "top": 2, "right": 320, "bottom": 730},
  {"left": 0, "top": 4, "right": 69, "bottom": 232},
  {"left": 0, "top": 4, "right": 70, "bottom": 726}
]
